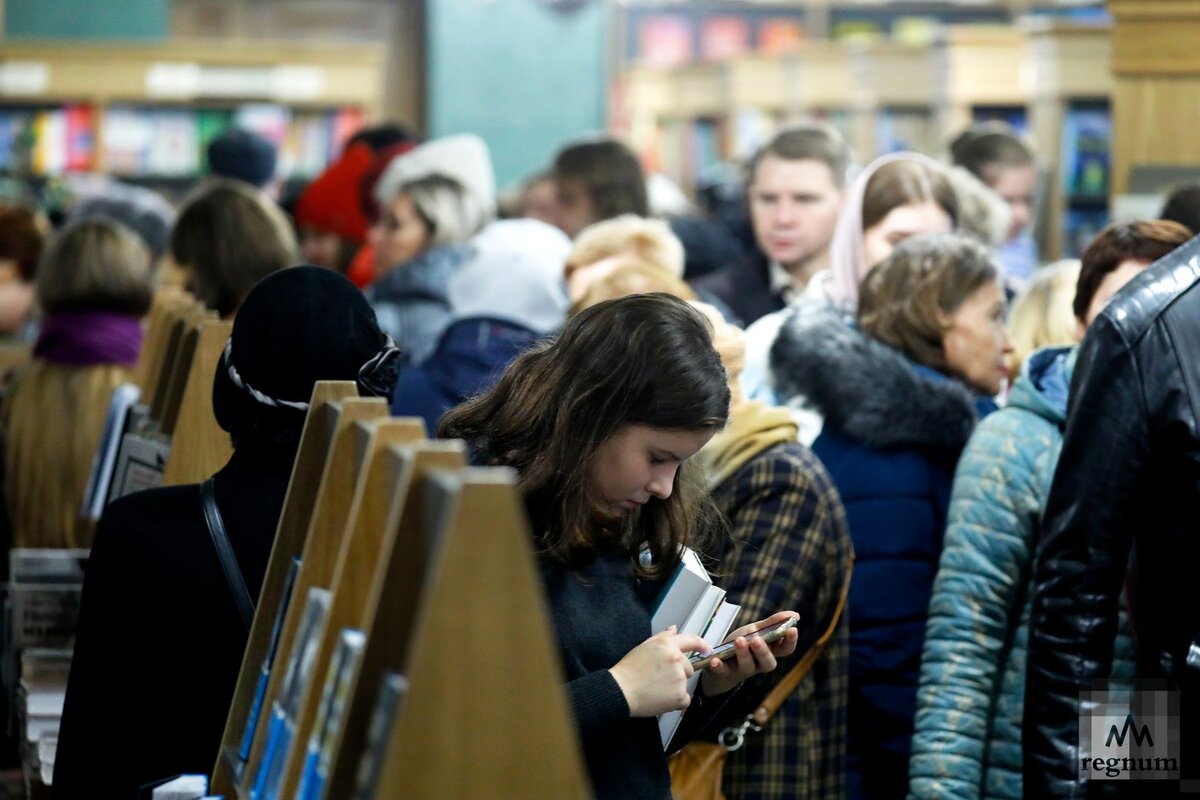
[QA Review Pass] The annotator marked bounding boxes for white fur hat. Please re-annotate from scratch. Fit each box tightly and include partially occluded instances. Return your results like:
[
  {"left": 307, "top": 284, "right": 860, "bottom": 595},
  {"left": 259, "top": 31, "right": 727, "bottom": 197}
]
[{"left": 373, "top": 133, "right": 496, "bottom": 214}]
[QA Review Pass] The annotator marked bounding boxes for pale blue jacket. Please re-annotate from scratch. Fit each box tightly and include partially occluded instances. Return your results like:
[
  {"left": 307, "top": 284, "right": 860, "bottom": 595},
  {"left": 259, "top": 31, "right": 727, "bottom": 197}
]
[{"left": 907, "top": 346, "right": 1135, "bottom": 800}]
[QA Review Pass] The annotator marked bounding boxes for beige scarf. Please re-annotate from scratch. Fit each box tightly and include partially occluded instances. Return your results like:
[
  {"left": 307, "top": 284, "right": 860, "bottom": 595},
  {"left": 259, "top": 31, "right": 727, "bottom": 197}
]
[{"left": 697, "top": 401, "right": 799, "bottom": 490}]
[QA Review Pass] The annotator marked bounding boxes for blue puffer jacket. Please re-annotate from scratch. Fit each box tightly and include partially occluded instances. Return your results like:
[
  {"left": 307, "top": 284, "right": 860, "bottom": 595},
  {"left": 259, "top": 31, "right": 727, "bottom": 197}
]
[
  {"left": 365, "top": 243, "right": 470, "bottom": 367},
  {"left": 771, "top": 307, "right": 983, "bottom": 800},
  {"left": 907, "top": 347, "right": 1136, "bottom": 800},
  {"left": 391, "top": 316, "right": 541, "bottom": 433}
]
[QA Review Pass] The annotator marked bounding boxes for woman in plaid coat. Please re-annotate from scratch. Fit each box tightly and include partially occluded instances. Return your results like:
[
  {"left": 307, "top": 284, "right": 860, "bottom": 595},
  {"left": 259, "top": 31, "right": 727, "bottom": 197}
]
[{"left": 694, "top": 303, "right": 854, "bottom": 800}]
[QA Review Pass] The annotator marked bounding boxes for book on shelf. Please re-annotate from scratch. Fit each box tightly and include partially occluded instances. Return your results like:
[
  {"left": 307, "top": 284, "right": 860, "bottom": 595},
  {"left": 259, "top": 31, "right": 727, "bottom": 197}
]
[
  {"left": 353, "top": 672, "right": 409, "bottom": 800},
  {"left": 81, "top": 383, "right": 142, "bottom": 522},
  {"left": 236, "top": 557, "right": 303, "bottom": 776},
  {"left": 649, "top": 547, "right": 741, "bottom": 750},
  {"left": 0, "top": 105, "right": 95, "bottom": 176},
  {"left": 108, "top": 429, "right": 171, "bottom": 503},
  {"left": 251, "top": 587, "right": 332, "bottom": 800},
  {"left": 296, "top": 628, "right": 366, "bottom": 800},
  {"left": 96, "top": 104, "right": 363, "bottom": 180},
  {"left": 1060, "top": 105, "right": 1111, "bottom": 199},
  {"left": 8, "top": 550, "right": 89, "bottom": 652},
  {"left": 149, "top": 774, "right": 208, "bottom": 800}
]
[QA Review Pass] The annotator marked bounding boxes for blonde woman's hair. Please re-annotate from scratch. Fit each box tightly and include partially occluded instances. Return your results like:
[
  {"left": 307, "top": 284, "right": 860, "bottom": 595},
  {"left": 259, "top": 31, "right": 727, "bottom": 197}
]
[
  {"left": 400, "top": 174, "right": 491, "bottom": 249},
  {"left": 571, "top": 262, "right": 697, "bottom": 316},
  {"left": 1007, "top": 259, "right": 1081, "bottom": 374},
  {"left": 566, "top": 215, "right": 686, "bottom": 280},
  {"left": 38, "top": 219, "right": 154, "bottom": 316},
  {"left": 4, "top": 362, "right": 131, "bottom": 549},
  {"left": 689, "top": 300, "right": 746, "bottom": 411}
]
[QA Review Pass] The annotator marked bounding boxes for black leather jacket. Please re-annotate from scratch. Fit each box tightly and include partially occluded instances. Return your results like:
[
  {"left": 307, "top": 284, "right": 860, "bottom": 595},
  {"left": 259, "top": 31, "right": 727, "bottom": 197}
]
[{"left": 1024, "top": 236, "right": 1200, "bottom": 797}]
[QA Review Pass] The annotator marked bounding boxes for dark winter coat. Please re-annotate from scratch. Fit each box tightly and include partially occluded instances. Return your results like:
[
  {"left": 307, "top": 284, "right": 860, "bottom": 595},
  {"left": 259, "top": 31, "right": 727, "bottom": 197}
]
[
  {"left": 1025, "top": 235, "right": 1200, "bottom": 796},
  {"left": 695, "top": 401, "right": 854, "bottom": 800},
  {"left": 771, "top": 307, "right": 980, "bottom": 800},
  {"left": 54, "top": 436, "right": 297, "bottom": 798},
  {"left": 691, "top": 251, "right": 785, "bottom": 327},
  {"left": 364, "top": 244, "right": 470, "bottom": 366},
  {"left": 390, "top": 316, "right": 541, "bottom": 433}
]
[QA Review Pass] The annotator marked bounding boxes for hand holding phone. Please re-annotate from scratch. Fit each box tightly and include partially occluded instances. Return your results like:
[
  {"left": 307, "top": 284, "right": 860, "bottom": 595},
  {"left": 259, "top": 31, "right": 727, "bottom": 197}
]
[{"left": 689, "top": 613, "right": 800, "bottom": 670}]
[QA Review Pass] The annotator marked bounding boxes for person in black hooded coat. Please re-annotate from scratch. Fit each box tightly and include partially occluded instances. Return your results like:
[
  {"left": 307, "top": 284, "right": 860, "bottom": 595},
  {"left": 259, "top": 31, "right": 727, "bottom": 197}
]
[{"left": 53, "top": 267, "right": 400, "bottom": 799}]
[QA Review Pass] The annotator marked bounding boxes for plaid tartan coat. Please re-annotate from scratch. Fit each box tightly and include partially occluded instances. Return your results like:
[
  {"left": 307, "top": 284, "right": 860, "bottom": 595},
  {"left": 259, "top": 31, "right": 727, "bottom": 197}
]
[{"left": 698, "top": 405, "right": 853, "bottom": 800}]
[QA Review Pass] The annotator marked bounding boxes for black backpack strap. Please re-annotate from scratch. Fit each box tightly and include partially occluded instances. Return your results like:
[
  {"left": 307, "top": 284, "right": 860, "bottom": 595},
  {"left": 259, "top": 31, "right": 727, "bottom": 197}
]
[{"left": 201, "top": 477, "right": 255, "bottom": 631}]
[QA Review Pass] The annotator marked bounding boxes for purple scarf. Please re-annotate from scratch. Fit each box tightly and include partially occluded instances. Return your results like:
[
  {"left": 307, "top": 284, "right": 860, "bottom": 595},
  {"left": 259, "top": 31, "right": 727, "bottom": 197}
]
[{"left": 34, "top": 311, "right": 144, "bottom": 367}]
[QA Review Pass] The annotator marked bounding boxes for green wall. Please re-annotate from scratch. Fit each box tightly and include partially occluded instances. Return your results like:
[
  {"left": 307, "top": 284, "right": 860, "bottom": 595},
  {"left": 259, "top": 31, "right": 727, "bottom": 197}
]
[
  {"left": 427, "top": 0, "right": 608, "bottom": 189},
  {"left": 4, "top": 0, "right": 169, "bottom": 40}
]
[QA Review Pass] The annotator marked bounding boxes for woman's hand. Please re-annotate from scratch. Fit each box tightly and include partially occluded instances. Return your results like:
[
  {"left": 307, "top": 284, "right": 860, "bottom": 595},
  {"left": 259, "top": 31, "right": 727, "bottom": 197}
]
[
  {"left": 700, "top": 611, "right": 800, "bottom": 697},
  {"left": 609, "top": 627, "right": 710, "bottom": 717}
]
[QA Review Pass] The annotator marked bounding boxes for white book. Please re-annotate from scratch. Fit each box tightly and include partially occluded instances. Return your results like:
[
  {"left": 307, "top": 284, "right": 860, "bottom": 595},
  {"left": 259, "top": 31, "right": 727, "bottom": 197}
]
[
  {"left": 658, "top": 596, "right": 743, "bottom": 750},
  {"left": 82, "top": 384, "right": 141, "bottom": 520},
  {"left": 650, "top": 547, "right": 713, "bottom": 635},
  {"left": 151, "top": 774, "right": 209, "bottom": 800},
  {"left": 108, "top": 431, "right": 171, "bottom": 502}
]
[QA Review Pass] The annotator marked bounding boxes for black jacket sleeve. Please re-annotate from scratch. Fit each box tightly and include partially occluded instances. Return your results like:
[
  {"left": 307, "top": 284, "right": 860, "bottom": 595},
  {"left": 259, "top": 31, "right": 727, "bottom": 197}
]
[{"left": 1024, "top": 315, "right": 1146, "bottom": 799}]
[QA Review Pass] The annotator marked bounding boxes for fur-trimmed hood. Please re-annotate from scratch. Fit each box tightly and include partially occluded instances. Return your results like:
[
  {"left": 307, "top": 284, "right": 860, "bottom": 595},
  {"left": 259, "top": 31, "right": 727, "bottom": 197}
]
[{"left": 769, "top": 302, "right": 978, "bottom": 455}]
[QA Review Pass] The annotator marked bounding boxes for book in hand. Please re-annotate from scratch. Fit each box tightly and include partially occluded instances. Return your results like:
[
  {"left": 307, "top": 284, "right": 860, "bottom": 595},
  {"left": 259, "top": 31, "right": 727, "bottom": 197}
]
[{"left": 649, "top": 547, "right": 740, "bottom": 750}]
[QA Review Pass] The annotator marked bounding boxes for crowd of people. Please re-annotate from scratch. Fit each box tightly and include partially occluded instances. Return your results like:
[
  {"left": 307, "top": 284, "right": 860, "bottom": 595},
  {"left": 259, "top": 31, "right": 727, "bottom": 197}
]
[{"left": 0, "top": 117, "right": 1196, "bottom": 799}]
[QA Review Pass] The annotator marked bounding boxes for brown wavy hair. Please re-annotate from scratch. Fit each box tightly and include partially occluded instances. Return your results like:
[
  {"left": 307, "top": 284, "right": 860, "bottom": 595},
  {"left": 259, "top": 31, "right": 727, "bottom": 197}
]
[{"left": 439, "top": 293, "right": 730, "bottom": 580}]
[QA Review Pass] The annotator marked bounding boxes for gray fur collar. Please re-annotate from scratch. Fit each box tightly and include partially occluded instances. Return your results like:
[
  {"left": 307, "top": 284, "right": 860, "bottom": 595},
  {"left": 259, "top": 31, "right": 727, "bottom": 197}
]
[{"left": 769, "top": 301, "right": 977, "bottom": 454}]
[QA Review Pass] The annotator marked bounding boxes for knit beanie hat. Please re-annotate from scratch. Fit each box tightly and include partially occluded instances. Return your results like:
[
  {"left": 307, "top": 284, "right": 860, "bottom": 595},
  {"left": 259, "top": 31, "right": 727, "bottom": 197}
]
[
  {"left": 373, "top": 134, "right": 495, "bottom": 218},
  {"left": 447, "top": 219, "right": 571, "bottom": 335},
  {"left": 294, "top": 142, "right": 375, "bottom": 243},
  {"left": 212, "top": 266, "right": 401, "bottom": 442},
  {"left": 207, "top": 128, "right": 278, "bottom": 188}
]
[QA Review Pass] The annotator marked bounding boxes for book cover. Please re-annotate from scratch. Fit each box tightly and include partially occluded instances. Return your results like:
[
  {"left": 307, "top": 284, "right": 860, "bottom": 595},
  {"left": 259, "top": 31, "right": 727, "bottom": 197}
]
[
  {"left": 353, "top": 672, "right": 409, "bottom": 800},
  {"left": 108, "top": 432, "right": 171, "bottom": 502},
  {"left": 81, "top": 383, "right": 141, "bottom": 521},
  {"left": 639, "top": 15, "right": 693, "bottom": 68},
  {"left": 650, "top": 547, "right": 713, "bottom": 632},
  {"left": 239, "top": 558, "right": 302, "bottom": 763},
  {"left": 296, "top": 628, "right": 366, "bottom": 800},
  {"left": 701, "top": 17, "right": 749, "bottom": 61},
  {"left": 758, "top": 18, "right": 805, "bottom": 55}
]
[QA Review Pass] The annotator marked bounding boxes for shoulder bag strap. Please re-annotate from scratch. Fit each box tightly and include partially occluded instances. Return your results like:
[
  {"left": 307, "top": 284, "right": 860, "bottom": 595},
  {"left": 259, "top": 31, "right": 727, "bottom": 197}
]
[
  {"left": 751, "top": 554, "right": 854, "bottom": 727},
  {"left": 201, "top": 477, "right": 255, "bottom": 631}
]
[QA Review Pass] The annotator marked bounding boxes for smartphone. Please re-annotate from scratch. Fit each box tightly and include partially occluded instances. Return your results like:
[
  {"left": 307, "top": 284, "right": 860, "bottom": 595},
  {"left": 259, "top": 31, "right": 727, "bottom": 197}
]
[{"left": 688, "top": 614, "right": 800, "bottom": 669}]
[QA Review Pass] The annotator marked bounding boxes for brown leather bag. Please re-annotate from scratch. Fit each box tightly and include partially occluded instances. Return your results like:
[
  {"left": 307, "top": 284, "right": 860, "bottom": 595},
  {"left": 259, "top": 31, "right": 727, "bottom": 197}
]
[{"left": 667, "top": 560, "right": 853, "bottom": 800}]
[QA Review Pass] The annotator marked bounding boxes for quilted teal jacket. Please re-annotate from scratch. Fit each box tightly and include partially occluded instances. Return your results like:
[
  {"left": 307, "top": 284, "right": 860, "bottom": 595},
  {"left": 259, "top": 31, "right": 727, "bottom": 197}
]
[{"left": 907, "top": 346, "right": 1135, "bottom": 800}]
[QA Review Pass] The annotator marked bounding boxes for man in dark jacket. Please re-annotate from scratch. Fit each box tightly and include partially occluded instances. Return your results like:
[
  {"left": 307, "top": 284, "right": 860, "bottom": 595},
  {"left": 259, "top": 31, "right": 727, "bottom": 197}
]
[
  {"left": 692, "top": 125, "right": 854, "bottom": 326},
  {"left": 1025, "top": 234, "right": 1200, "bottom": 797}
]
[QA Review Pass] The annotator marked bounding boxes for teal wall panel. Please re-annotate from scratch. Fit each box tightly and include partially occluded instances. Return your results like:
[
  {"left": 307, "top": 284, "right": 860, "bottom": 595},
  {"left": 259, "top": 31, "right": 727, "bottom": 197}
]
[
  {"left": 5, "top": 0, "right": 169, "bottom": 41},
  {"left": 427, "top": 0, "right": 608, "bottom": 190}
]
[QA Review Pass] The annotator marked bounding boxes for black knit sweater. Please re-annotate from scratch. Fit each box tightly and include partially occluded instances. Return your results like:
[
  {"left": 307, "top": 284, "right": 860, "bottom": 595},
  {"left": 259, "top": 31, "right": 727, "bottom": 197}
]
[{"left": 540, "top": 551, "right": 727, "bottom": 800}]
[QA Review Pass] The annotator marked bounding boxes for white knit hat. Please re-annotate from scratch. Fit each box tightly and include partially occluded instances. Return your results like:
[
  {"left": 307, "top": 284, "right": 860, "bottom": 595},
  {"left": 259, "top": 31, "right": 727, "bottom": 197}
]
[
  {"left": 373, "top": 133, "right": 496, "bottom": 214},
  {"left": 448, "top": 219, "right": 571, "bottom": 336}
]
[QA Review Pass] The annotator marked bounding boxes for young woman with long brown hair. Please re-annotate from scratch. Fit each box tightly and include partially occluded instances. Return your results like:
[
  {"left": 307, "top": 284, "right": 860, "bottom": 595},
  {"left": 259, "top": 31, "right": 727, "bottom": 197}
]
[{"left": 440, "top": 292, "right": 798, "bottom": 799}]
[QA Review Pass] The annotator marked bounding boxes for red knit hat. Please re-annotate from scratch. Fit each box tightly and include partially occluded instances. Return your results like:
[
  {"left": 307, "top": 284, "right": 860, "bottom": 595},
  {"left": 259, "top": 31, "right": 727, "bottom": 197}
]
[{"left": 294, "top": 142, "right": 376, "bottom": 244}]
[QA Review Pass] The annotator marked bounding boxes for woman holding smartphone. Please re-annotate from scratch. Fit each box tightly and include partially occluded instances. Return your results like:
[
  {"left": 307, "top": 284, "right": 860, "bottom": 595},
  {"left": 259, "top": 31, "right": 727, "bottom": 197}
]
[{"left": 440, "top": 292, "right": 797, "bottom": 799}]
